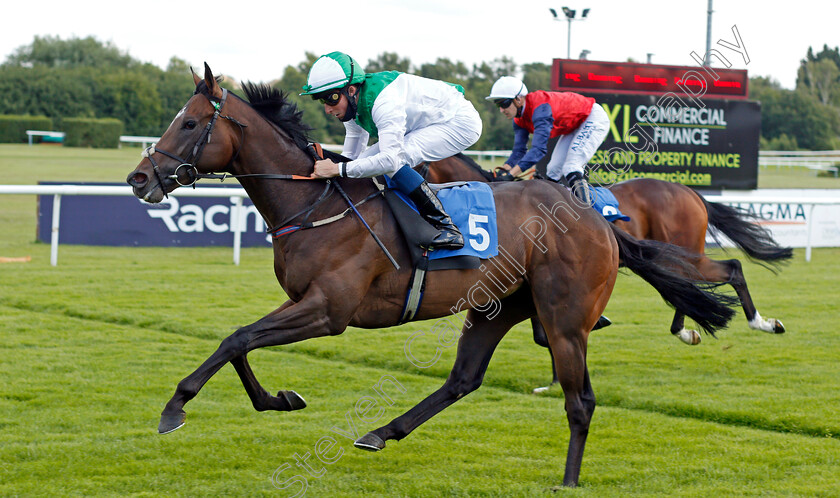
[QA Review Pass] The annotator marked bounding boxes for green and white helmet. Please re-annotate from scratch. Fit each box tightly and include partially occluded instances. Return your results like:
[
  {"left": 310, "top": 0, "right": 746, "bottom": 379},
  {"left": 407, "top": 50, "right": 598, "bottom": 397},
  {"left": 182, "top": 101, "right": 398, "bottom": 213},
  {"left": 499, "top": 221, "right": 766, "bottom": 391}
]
[{"left": 301, "top": 51, "right": 365, "bottom": 96}]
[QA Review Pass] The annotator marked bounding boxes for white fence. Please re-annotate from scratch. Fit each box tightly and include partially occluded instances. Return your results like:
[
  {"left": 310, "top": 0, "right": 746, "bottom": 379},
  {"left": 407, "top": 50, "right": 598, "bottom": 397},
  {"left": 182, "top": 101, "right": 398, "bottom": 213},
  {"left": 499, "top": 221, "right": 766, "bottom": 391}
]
[
  {"left": 758, "top": 150, "right": 840, "bottom": 176},
  {"left": 0, "top": 185, "right": 250, "bottom": 267},
  {"left": 26, "top": 131, "right": 168, "bottom": 149},
  {"left": 26, "top": 130, "right": 65, "bottom": 145},
  {"left": 119, "top": 136, "right": 161, "bottom": 148},
  {"left": 2, "top": 185, "right": 839, "bottom": 266}
]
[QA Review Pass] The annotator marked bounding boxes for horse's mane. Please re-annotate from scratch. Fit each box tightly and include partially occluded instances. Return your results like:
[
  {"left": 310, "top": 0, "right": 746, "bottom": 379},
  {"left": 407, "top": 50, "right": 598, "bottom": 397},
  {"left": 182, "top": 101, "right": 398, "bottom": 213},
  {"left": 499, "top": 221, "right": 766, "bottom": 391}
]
[
  {"left": 456, "top": 153, "right": 495, "bottom": 181},
  {"left": 239, "top": 82, "right": 313, "bottom": 150},
  {"left": 195, "top": 80, "right": 312, "bottom": 151}
]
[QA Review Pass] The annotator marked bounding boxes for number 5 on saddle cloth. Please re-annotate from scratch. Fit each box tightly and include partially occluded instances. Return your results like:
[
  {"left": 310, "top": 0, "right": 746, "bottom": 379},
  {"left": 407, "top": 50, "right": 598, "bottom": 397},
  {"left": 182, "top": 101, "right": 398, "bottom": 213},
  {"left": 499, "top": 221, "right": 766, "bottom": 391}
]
[
  {"left": 383, "top": 176, "right": 498, "bottom": 261},
  {"left": 380, "top": 177, "right": 498, "bottom": 323}
]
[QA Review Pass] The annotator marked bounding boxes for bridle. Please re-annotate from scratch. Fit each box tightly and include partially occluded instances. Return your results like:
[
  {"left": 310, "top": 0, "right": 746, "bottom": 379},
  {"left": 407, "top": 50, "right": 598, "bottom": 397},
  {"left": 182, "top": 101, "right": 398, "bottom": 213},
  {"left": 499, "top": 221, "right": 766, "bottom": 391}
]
[{"left": 142, "top": 87, "right": 248, "bottom": 196}]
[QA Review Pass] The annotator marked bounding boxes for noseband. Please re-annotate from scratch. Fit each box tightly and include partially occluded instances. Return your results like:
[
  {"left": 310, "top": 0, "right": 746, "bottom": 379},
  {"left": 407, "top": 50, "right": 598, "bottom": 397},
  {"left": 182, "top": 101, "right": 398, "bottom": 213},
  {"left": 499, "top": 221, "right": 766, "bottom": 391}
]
[{"left": 142, "top": 88, "right": 247, "bottom": 196}]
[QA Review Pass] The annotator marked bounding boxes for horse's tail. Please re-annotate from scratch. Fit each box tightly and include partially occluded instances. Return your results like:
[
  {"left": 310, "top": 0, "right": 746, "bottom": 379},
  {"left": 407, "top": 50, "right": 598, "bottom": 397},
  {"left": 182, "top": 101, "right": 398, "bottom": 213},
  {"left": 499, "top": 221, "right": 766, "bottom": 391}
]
[
  {"left": 700, "top": 197, "right": 793, "bottom": 270},
  {"left": 609, "top": 223, "right": 738, "bottom": 335}
]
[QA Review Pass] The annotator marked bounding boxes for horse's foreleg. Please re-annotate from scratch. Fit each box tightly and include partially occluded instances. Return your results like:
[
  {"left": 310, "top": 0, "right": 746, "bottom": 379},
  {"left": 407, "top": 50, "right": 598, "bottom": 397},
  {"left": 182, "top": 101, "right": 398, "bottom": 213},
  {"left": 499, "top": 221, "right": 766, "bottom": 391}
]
[
  {"left": 230, "top": 355, "right": 307, "bottom": 412},
  {"left": 355, "top": 303, "right": 529, "bottom": 451},
  {"left": 225, "top": 299, "right": 306, "bottom": 412},
  {"left": 159, "top": 293, "right": 337, "bottom": 434}
]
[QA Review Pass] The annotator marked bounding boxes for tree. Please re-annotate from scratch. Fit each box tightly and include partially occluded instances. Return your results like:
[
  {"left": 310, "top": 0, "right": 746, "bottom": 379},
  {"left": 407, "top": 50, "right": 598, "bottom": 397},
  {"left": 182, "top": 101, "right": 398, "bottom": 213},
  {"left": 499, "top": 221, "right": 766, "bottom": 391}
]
[
  {"left": 522, "top": 62, "right": 551, "bottom": 92},
  {"left": 418, "top": 58, "right": 469, "bottom": 83},
  {"left": 3, "top": 35, "right": 135, "bottom": 69},
  {"left": 751, "top": 76, "right": 840, "bottom": 150},
  {"left": 0, "top": 66, "right": 95, "bottom": 119},
  {"left": 797, "top": 45, "right": 840, "bottom": 107},
  {"left": 95, "top": 71, "right": 164, "bottom": 136},
  {"left": 365, "top": 52, "right": 411, "bottom": 73}
]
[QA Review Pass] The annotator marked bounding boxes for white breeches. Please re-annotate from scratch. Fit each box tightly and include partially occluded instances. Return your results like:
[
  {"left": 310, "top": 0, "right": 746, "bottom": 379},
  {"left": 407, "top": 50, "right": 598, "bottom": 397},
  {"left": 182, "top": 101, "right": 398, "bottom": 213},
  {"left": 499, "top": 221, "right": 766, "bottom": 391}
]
[
  {"left": 358, "top": 105, "right": 482, "bottom": 177},
  {"left": 546, "top": 103, "right": 610, "bottom": 181}
]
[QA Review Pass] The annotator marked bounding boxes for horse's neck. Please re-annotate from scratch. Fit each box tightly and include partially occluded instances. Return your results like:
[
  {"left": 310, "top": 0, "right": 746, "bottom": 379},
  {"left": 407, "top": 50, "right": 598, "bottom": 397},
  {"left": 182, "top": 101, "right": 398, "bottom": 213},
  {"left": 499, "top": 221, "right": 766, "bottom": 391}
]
[{"left": 232, "top": 128, "right": 321, "bottom": 229}]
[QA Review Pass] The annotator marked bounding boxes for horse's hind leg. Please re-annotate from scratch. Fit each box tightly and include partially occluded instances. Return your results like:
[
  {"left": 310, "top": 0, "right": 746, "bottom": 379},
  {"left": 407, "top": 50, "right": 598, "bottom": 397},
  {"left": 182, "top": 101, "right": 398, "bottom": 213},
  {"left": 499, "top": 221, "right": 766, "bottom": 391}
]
[
  {"left": 355, "top": 294, "right": 532, "bottom": 451},
  {"left": 723, "top": 258, "right": 785, "bottom": 334},
  {"left": 535, "top": 307, "right": 598, "bottom": 487},
  {"left": 671, "top": 257, "right": 784, "bottom": 345},
  {"left": 670, "top": 311, "right": 701, "bottom": 345},
  {"left": 553, "top": 339, "right": 595, "bottom": 487}
]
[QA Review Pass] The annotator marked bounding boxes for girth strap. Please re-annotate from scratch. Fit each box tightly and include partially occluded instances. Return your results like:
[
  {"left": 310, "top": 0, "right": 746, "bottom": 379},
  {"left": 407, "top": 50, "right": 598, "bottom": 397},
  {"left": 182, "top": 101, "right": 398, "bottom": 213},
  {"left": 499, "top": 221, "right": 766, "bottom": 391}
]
[{"left": 399, "top": 251, "right": 429, "bottom": 323}]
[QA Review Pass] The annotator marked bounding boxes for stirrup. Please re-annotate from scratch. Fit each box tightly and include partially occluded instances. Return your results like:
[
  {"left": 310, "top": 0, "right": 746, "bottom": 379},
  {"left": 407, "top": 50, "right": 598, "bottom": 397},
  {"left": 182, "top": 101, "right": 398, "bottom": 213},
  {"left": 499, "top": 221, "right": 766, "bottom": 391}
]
[{"left": 572, "top": 181, "right": 592, "bottom": 206}]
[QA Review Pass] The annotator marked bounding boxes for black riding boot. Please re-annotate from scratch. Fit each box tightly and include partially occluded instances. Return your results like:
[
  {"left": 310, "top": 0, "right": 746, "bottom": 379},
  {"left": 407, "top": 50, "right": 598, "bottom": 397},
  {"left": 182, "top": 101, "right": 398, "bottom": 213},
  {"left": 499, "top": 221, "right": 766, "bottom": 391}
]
[
  {"left": 408, "top": 181, "right": 465, "bottom": 250},
  {"left": 566, "top": 171, "right": 592, "bottom": 206}
]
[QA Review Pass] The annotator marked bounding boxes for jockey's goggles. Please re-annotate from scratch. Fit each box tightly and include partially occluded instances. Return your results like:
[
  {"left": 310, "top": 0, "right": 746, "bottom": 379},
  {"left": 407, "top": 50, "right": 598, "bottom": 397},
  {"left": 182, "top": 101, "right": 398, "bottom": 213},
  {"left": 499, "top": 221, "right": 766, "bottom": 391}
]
[
  {"left": 494, "top": 98, "right": 514, "bottom": 109},
  {"left": 314, "top": 90, "right": 342, "bottom": 106}
]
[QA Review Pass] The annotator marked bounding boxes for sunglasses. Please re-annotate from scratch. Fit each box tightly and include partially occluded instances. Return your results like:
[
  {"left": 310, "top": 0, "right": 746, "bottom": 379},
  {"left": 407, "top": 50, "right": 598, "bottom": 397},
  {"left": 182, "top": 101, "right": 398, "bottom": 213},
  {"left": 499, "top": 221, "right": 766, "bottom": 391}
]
[
  {"left": 315, "top": 91, "right": 342, "bottom": 106},
  {"left": 494, "top": 98, "right": 514, "bottom": 109}
]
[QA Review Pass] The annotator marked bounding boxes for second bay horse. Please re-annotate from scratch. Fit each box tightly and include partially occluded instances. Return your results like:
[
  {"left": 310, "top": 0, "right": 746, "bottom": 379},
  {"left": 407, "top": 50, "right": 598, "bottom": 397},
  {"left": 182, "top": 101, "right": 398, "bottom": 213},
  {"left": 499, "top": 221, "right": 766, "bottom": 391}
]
[{"left": 424, "top": 153, "right": 791, "bottom": 345}]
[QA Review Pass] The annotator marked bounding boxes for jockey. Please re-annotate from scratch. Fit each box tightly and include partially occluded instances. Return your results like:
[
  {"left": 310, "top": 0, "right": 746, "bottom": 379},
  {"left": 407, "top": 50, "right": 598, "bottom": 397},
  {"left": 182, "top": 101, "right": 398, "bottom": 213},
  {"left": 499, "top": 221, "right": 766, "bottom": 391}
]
[
  {"left": 302, "top": 51, "right": 482, "bottom": 251},
  {"left": 486, "top": 76, "right": 610, "bottom": 206}
]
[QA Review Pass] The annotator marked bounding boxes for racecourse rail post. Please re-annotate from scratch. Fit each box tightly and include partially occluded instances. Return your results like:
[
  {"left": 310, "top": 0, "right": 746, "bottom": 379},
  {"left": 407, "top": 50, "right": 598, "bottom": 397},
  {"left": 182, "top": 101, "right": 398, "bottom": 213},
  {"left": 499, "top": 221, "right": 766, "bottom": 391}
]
[
  {"left": 806, "top": 203, "right": 817, "bottom": 262},
  {"left": 231, "top": 196, "right": 243, "bottom": 266},
  {"left": 50, "top": 194, "right": 61, "bottom": 266}
]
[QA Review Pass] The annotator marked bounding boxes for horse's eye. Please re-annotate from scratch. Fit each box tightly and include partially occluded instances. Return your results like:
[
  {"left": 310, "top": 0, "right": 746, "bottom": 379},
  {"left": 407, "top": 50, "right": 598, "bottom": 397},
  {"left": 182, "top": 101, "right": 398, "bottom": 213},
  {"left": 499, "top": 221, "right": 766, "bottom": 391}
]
[{"left": 185, "top": 120, "right": 197, "bottom": 130}]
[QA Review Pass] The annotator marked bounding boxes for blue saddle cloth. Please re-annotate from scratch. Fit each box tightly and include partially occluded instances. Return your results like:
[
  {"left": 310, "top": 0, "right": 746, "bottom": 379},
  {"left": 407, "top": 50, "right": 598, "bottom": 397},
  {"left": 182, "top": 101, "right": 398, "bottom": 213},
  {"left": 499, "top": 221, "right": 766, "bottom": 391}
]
[
  {"left": 384, "top": 178, "right": 499, "bottom": 260},
  {"left": 589, "top": 185, "right": 631, "bottom": 222}
]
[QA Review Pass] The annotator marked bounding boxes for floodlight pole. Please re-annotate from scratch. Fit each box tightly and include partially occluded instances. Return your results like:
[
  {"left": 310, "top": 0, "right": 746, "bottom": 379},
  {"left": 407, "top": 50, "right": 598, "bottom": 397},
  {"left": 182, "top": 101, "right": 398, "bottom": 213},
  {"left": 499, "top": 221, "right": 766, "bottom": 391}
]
[
  {"left": 705, "top": 0, "right": 714, "bottom": 65},
  {"left": 550, "top": 7, "right": 589, "bottom": 59},
  {"left": 566, "top": 16, "right": 573, "bottom": 59}
]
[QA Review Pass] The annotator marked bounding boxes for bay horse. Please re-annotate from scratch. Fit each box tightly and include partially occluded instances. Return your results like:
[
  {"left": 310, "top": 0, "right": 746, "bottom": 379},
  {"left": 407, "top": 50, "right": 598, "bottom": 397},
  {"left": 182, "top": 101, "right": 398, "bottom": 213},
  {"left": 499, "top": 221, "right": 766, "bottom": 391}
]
[
  {"left": 126, "top": 64, "right": 737, "bottom": 487},
  {"left": 424, "top": 154, "right": 792, "bottom": 349}
]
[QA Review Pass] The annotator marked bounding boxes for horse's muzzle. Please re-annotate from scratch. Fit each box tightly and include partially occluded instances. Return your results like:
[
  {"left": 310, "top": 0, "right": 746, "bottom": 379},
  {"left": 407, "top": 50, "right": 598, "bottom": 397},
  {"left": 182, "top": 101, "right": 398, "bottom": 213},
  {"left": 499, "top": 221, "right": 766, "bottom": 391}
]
[
  {"left": 126, "top": 168, "right": 166, "bottom": 203},
  {"left": 127, "top": 170, "right": 148, "bottom": 189}
]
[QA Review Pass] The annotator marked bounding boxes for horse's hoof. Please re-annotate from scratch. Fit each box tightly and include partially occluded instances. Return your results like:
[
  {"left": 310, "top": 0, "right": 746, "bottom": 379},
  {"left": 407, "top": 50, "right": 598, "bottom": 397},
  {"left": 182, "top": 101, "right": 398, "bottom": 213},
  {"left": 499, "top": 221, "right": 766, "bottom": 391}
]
[
  {"left": 750, "top": 313, "right": 785, "bottom": 334},
  {"left": 278, "top": 390, "right": 307, "bottom": 411},
  {"left": 158, "top": 411, "right": 186, "bottom": 434},
  {"left": 675, "top": 328, "right": 701, "bottom": 345},
  {"left": 532, "top": 386, "right": 551, "bottom": 394},
  {"left": 354, "top": 432, "right": 386, "bottom": 452}
]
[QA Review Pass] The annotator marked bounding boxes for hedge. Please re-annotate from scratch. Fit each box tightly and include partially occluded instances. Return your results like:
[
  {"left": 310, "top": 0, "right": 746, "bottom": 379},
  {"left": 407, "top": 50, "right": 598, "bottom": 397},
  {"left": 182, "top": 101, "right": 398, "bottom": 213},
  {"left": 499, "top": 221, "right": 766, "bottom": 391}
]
[
  {"left": 63, "top": 117, "right": 123, "bottom": 148},
  {"left": 0, "top": 115, "right": 53, "bottom": 143}
]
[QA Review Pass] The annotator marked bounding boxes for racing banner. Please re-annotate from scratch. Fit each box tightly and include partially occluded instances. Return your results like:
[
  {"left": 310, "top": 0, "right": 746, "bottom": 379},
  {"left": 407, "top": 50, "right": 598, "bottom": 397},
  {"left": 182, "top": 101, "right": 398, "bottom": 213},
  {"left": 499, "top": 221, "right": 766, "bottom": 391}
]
[
  {"left": 584, "top": 94, "right": 760, "bottom": 189},
  {"left": 37, "top": 182, "right": 273, "bottom": 247}
]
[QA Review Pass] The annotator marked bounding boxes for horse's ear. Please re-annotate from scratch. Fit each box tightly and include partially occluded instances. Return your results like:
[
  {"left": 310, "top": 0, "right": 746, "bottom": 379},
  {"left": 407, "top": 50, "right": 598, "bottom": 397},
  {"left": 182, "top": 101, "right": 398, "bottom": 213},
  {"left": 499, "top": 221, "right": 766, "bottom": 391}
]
[
  {"left": 203, "top": 62, "right": 223, "bottom": 99},
  {"left": 191, "top": 66, "right": 201, "bottom": 87}
]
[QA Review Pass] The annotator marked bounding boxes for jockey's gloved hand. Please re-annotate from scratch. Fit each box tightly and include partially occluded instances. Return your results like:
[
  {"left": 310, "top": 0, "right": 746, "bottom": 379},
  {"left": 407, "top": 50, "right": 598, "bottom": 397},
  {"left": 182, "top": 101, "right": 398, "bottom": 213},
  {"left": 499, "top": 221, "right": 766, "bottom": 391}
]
[{"left": 494, "top": 169, "right": 515, "bottom": 182}]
